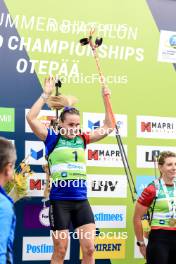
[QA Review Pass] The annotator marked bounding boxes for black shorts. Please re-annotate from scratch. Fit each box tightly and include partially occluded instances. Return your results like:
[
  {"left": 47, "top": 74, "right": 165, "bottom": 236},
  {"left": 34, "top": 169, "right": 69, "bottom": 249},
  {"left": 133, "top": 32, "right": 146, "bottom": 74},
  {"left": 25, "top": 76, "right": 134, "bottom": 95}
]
[
  {"left": 146, "top": 230, "right": 176, "bottom": 264},
  {"left": 49, "top": 199, "right": 95, "bottom": 231}
]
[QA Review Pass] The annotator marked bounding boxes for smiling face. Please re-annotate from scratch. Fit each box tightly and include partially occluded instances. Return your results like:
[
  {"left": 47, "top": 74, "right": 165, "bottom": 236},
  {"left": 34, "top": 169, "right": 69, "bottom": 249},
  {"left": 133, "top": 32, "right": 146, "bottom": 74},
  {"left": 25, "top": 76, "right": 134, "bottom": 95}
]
[
  {"left": 59, "top": 113, "right": 80, "bottom": 139},
  {"left": 159, "top": 157, "right": 176, "bottom": 181}
]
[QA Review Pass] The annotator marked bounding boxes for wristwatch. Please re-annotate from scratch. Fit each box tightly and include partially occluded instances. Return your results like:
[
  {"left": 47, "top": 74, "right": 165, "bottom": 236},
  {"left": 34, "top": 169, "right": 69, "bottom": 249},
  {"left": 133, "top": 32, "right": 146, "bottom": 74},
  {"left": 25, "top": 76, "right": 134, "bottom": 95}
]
[
  {"left": 136, "top": 241, "right": 145, "bottom": 247},
  {"left": 41, "top": 93, "right": 50, "bottom": 101}
]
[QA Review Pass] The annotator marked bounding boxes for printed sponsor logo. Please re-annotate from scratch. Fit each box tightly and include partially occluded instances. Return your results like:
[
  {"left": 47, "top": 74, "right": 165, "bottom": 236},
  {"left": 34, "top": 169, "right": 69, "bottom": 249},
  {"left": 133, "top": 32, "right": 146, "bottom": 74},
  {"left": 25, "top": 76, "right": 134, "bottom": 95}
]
[
  {"left": 87, "top": 175, "right": 127, "bottom": 198},
  {"left": 137, "top": 145, "right": 176, "bottom": 168},
  {"left": 27, "top": 173, "right": 46, "bottom": 197},
  {"left": 158, "top": 30, "right": 176, "bottom": 63},
  {"left": 86, "top": 144, "right": 127, "bottom": 167},
  {"left": 92, "top": 206, "right": 126, "bottom": 228},
  {"left": 137, "top": 115, "right": 176, "bottom": 139},
  {"left": 136, "top": 176, "right": 155, "bottom": 196},
  {"left": 24, "top": 204, "right": 49, "bottom": 229},
  {"left": 0, "top": 107, "right": 15, "bottom": 132},
  {"left": 25, "top": 109, "right": 57, "bottom": 133},
  {"left": 80, "top": 236, "right": 126, "bottom": 259},
  {"left": 83, "top": 112, "right": 127, "bottom": 137},
  {"left": 22, "top": 237, "right": 70, "bottom": 260},
  {"left": 25, "top": 141, "right": 46, "bottom": 165}
]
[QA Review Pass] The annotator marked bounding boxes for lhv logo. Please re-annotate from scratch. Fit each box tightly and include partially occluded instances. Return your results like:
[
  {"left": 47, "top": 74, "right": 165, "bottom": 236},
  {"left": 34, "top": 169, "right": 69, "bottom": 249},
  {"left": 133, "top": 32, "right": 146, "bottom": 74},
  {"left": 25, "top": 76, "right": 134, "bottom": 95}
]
[
  {"left": 87, "top": 174, "right": 127, "bottom": 198},
  {"left": 136, "top": 145, "right": 176, "bottom": 168}
]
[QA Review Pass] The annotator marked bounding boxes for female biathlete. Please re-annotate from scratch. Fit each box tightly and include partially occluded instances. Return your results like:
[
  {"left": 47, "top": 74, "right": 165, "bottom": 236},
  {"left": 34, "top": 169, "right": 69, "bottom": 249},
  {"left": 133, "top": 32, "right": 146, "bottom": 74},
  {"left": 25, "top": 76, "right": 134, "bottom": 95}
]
[{"left": 27, "top": 77, "right": 114, "bottom": 264}]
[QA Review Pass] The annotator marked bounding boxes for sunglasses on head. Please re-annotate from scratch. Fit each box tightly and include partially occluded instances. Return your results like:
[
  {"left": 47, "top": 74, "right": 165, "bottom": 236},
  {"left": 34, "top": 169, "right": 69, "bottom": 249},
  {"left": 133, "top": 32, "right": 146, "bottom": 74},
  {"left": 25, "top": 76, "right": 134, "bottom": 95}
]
[{"left": 62, "top": 106, "right": 77, "bottom": 112}]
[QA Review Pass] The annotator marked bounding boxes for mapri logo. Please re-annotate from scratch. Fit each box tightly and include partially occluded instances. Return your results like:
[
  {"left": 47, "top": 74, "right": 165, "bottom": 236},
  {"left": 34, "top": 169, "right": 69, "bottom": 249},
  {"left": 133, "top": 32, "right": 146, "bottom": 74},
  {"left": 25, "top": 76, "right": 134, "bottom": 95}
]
[
  {"left": 137, "top": 116, "right": 176, "bottom": 139},
  {"left": 137, "top": 145, "right": 176, "bottom": 168},
  {"left": 87, "top": 174, "right": 127, "bottom": 198},
  {"left": 0, "top": 107, "right": 15, "bottom": 132},
  {"left": 27, "top": 173, "right": 46, "bottom": 197},
  {"left": 83, "top": 112, "right": 127, "bottom": 137},
  {"left": 86, "top": 144, "right": 127, "bottom": 167}
]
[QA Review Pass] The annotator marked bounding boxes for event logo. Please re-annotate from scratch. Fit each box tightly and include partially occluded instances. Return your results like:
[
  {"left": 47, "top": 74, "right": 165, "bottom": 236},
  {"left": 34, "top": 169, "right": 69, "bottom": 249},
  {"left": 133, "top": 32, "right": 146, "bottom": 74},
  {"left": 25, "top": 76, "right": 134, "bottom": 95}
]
[
  {"left": 25, "top": 141, "right": 46, "bottom": 165},
  {"left": 135, "top": 176, "right": 155, "bottom": 196},
  {"left": 87, "top": 175, "right": 127, "bottom": 198},
  {"left": 0, "top": 107, "right": 15, "bottom": 132},
  {"left": 80, "top": 236, "right": 126, "bottom": 259},
  {"left": 169, "top": 35, "right": 176, "bottom": 49},
  {"left": 137, "top": 115, "right": 176, "bottom": 139},
  {"left": 22, "top": 237, "right": 70, "bottom": 260},
  {"left": 25, "top": 109, "right": 56, "bottom": 133},
  {"left": 92, "top": 206, "right": 126, "bottom": 228},
  {"left": 136, "top": 145, "right": 176, "bottom": 168},
  {"left": 86, "top": 144, "right": 127, "bottom": 167},
  {"left": 158, "top": 30, "right": 176, "bottom": 63},
  {"left": 83, "top": 112, "right": 127, "bottom": 137}
]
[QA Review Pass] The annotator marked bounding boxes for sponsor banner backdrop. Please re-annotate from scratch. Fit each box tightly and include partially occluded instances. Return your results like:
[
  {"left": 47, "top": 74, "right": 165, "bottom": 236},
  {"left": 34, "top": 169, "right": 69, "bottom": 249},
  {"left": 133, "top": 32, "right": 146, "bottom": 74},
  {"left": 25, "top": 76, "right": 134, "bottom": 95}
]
[
  {"left": 27, "top": 173, "right": 47, "bottom": 197},
  {"left": 83, "top": 112, "right": 127, "bottom": 137},
  {"left": 86, "top": 144, "right": 127, "bottom": 167},
  {"left": 137, "top": 115, "right": 176, "bottom": 139},
  {"left": 0, "top": 107, "right": 15, "bottom": 132},
  {"left": 92, "top": 206, "right": 126, "bottom": 228},
  {"left": 25, "top": 109, "right": 57, "bottom": 133},
  {"left": 80, "top": 237, "right": 126, "bottom": 259},
  {"left": 25, "top": 140, "right": 46, "bottom": 165},
  {"left": 87, "top": 174, "right": 127, "bottom": 198},
  {"left": 22, "top": 236, "right": 70, "bottom": 261},
  {"left": 137, "top": 145, "right": 176, "bottom": 168},
  {"left": 136, "top": 175, "right": 155, "bottom": 196}
]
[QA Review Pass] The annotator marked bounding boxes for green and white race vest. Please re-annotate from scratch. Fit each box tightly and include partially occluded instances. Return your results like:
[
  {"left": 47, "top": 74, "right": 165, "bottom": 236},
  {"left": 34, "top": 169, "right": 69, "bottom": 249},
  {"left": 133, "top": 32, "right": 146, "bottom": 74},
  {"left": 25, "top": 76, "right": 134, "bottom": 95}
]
[
  {"left": 150, "top": 179, "right": 176, "bottom": 228},
  {"left": 48, "top": 135, "right": 87, "bottom": 181}
]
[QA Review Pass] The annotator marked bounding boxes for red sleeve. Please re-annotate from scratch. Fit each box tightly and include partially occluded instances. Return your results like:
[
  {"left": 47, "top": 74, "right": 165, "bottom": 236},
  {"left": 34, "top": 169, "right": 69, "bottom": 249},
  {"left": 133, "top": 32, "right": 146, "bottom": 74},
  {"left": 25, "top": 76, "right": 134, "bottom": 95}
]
[
  {"left": 138, "top": 184, "right": 156, "bottom": 207},
  {"left": 79, "top": 132, "right": 90, "bottom": 146}
]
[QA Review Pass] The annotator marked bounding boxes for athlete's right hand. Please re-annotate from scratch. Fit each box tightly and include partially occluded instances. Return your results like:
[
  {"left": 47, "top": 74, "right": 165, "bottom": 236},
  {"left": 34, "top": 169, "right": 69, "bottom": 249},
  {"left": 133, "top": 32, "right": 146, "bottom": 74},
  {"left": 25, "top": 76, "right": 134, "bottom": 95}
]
[
  {"left": 139, "top": 245, "right": 146, "bottom": 259},
  {"left": 44, "top": 76, "right": 55, "bottom": 96}
]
